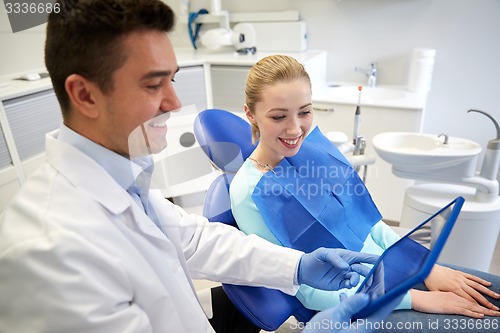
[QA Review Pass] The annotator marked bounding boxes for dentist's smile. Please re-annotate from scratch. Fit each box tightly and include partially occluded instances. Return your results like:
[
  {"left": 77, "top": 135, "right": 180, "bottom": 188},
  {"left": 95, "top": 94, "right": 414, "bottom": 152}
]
[
  {"left": 148, "top": 120, "right": 167, "bottom": 128},
  {"left": 147, "top": 112, "right": 171, "bottom": 128}
]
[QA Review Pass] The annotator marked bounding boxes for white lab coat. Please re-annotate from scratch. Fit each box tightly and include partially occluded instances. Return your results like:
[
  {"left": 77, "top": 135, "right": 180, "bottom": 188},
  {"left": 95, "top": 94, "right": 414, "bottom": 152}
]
[{"left": 0, "top": 131, "right": 302, "bottom": 333}]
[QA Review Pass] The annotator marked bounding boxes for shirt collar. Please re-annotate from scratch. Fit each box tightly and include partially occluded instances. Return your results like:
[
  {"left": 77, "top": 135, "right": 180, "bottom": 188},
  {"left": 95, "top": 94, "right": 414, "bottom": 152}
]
[{"left": 58, "top": 124, "right": 153, "bottom": 191}]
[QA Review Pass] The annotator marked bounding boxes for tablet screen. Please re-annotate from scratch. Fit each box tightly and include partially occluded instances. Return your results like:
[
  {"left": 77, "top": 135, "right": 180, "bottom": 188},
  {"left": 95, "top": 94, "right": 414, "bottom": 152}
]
[
  {"left": 356, "top": 202, "right": 453, "bottom": 297},
  {"left": 351, "top": 197, "right": 463, "bottom": 320}
]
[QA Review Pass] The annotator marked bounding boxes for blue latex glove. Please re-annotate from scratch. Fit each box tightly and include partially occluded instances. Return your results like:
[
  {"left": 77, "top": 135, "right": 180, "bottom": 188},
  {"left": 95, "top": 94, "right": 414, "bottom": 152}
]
[
  {"left": 302, "top": 291, "right": 404, "bottom": 333},
  {"left": 358, "top": 259, "right": 385, "bottom": 298},
  {"left": 298, "top": 248, "right": 380, "bottom": 291}
]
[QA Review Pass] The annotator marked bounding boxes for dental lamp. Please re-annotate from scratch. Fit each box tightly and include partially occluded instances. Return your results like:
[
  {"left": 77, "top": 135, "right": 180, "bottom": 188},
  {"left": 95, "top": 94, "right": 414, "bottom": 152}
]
[
  {"left": 191, "top": 0, "right": 256, "bottom": 53},
  {"left": 200, "top": 23, "right": 257, "bottom": 54}
]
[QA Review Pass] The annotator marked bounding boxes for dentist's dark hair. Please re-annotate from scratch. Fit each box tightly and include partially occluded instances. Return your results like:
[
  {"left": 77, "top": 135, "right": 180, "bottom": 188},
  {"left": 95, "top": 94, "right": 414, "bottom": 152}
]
[{"left": 45, "top": 0, "right": 175, "bottom": 117}]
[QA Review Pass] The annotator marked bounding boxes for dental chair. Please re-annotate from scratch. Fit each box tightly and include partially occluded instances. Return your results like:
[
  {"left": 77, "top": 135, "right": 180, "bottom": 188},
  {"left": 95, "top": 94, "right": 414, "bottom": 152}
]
[{"left": 193, "top": 109, "right": 316, "bottom": 331}]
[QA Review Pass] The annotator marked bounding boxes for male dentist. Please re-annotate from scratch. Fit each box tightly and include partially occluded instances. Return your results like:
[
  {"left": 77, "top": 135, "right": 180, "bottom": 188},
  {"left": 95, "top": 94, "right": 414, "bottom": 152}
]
[{"left": 0, "top": 1, "right": 395, "bottom": 332}]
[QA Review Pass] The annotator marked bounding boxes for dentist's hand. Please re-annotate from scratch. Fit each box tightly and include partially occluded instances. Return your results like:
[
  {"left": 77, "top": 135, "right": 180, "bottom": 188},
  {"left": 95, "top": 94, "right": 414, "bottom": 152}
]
[
  {"left": 302, "top": 292, "right": 404, "bottom": 333},
  {"left": 298, "top": 248, "right": 380, "bottom": 291},
  {"left": 357, "top": 259, "right": 385, "bottom": 298}
]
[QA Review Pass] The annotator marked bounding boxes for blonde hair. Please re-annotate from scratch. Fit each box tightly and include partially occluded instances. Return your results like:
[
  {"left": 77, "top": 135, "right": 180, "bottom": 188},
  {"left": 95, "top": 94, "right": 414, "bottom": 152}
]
[{"left": 245, "top": 55, "right": 311, "bottom": 143}]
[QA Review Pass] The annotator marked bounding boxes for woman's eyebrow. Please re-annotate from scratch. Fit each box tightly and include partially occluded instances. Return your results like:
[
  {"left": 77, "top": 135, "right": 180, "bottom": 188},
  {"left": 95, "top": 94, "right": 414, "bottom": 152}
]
[{"left": 268, "top": 107, "right": 289, "bottom": 112}]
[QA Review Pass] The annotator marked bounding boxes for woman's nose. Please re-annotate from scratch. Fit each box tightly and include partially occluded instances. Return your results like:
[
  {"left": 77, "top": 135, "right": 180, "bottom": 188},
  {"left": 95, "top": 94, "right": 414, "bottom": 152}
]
[{"left": 286, "top": 117, "right": 302, "bottom": 135}]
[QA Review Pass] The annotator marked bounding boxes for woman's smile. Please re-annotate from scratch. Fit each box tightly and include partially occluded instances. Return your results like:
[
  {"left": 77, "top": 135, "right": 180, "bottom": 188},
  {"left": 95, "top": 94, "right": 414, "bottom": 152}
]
[{"left": 279, "top": 134, "right": 303, "bottom": 149}]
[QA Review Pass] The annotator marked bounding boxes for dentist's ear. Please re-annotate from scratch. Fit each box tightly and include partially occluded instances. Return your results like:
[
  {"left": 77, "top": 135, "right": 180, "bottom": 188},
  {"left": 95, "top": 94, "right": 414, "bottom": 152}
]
[{"left": 65, "top": 74, "right": 100, "bottom": 119}]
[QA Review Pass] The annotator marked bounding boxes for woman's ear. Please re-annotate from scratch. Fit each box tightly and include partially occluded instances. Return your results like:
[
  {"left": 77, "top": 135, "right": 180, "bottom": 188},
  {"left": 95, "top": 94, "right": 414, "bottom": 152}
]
[
  {"left": 244, "top": 104, "right": 255, "bottom": 124},
  {"left": 65, "top": 74, "right": 100, "bottom": 119}
]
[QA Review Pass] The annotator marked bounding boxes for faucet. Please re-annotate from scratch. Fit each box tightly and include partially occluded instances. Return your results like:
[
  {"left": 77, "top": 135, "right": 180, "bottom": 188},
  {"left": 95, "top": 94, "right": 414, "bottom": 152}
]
[
  {"left": 355, "top": 63, "right": 377, "bottom": 87},
  {"left": 438, "top": 133, "right": 449, "bottom": 145}
]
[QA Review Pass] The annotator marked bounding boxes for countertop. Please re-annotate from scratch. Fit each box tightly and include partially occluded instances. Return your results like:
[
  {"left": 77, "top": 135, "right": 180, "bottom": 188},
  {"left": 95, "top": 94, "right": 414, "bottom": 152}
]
[
  {"left": 0, "top": 71, "right": 53, "bottom": 101},
  {"left": 313, "top": 83, "right": 428, "bottom": 110},
  {"left": 174, "top": 47, "right": 327, "bottom": 67}
]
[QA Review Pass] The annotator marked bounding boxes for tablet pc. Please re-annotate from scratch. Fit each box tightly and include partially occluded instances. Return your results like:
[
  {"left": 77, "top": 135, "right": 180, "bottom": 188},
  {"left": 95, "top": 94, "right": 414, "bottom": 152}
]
[{"left": 352, "top": 196, "right": 465, "bottom": 320}]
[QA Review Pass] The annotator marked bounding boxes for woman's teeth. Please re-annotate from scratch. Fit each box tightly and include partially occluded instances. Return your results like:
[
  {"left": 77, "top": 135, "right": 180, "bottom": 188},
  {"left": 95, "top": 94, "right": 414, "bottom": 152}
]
[{"left": 280, "top": 137, "right": 300, "bottom": 145}]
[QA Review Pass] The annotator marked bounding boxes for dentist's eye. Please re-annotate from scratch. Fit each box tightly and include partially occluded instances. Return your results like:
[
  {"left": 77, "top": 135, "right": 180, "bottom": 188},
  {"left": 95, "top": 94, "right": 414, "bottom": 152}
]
[{"left": 147, "top": 84, "right": 161, "bottom": 91}]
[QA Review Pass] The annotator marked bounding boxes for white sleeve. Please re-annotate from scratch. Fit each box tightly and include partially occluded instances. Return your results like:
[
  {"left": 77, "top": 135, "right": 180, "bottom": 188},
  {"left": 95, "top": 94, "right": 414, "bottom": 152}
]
[{"left": 177, "top": 206, "right": 303, "bottom": 295}]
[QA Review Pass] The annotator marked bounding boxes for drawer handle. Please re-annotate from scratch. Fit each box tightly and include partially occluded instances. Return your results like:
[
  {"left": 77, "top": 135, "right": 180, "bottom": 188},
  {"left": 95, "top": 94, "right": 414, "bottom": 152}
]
[{"left": 313, "top": 106, "right": 335, "bottom": 113}]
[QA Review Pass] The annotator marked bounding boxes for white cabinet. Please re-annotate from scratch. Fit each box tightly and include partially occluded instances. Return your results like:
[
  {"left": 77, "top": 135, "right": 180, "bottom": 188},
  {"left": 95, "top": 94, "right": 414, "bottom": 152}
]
[
  {"left": 211, "top": 65, "right": 248, "bottom": 113},
  {"left": 312, "top": 102, "right": 423, "bottom": 222},
  {"left": 173, "top": 65, "right": 209, "bottom": 113},
  {"left": 0, "top": 87, "right": 62, "bottom": 211}
]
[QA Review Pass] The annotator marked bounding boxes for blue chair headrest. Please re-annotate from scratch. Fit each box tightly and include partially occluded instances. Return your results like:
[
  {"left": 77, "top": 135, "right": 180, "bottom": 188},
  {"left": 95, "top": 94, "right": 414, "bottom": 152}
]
[{"left": 194, "top": 109, "right": 256, "bottom": 173}]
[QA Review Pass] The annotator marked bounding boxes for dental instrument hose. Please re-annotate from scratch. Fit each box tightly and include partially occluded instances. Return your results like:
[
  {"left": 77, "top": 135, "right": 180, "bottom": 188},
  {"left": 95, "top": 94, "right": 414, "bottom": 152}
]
[
  {"left": 188, "top": 9, "right": 209, "bottom": 49},
  {"left": 468, "top": 109, "right": 500, "bottom": 181}
]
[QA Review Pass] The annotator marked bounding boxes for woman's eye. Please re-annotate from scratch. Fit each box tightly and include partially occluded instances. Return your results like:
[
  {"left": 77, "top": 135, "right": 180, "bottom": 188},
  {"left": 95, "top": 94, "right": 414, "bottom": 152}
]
[
  {"left": 272, "top": 115, "right": 285, "bottom": 121},
  {"left": 300, "top": 110, "right": 312, "bottom": 116}
]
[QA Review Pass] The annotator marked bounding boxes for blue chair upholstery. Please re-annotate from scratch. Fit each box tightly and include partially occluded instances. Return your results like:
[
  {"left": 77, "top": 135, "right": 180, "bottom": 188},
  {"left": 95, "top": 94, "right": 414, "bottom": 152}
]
[
  {"left": 193, "top": 109, "right": 316, "bottom": 331},
  {"left": 202, "top": 173, "right": 237, "bottom": 228},
  {"left": 194, "top": 108, "right": 256, "bottom": 174}
]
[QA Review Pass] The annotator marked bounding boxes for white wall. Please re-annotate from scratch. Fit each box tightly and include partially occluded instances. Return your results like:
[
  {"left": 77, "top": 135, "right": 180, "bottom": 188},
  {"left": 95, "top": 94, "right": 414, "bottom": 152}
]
[
  {"left": 1, "top": 0, "right": 499, "bottom": 175},
  {"left": 0, "top": 9, "right": 46, "bottom": 74}
]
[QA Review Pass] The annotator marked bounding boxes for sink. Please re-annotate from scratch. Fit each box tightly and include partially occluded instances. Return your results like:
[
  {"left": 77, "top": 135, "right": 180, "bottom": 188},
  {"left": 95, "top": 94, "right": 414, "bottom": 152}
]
[
  {"left": 328, "top": 86, "right": 407, "bottom": 103},
  {"left": 372, "top": 132, "right": 482, "bottom": 178}
]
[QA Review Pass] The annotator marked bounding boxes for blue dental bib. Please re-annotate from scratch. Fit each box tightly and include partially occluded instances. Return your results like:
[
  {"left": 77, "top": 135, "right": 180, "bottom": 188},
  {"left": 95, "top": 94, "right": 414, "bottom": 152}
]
[{"left": 252, "top": 127, "right": 381, "bottom": 253}]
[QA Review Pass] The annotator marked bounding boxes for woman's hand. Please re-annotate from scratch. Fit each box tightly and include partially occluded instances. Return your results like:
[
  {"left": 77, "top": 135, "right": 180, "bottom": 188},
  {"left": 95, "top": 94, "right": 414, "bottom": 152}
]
[
  {"left": 410, "top": 289, "right": 500, "bottom": 318},
  {"left": 424, "top": 264, "right": 500, "bottom": 311}
]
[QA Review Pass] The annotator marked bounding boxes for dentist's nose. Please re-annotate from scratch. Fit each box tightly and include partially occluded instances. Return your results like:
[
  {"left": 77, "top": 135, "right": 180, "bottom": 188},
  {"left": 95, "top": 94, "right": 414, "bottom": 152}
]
[{"left": 161, "top": 82, "right": 182, "bottom": 113}]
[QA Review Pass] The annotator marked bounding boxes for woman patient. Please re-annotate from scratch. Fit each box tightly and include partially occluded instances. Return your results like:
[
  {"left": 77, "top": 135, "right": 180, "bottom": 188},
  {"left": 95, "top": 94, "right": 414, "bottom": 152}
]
[{"left": 229, "top": 54, "right": 500, "bottom": 323}]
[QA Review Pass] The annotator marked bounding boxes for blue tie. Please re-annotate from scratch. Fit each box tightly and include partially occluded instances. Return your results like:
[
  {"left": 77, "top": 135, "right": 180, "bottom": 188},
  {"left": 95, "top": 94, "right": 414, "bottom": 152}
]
[{"left": 128, "top": 171, "right": 163, "bottom": 231}]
